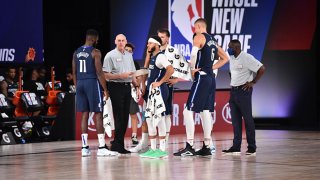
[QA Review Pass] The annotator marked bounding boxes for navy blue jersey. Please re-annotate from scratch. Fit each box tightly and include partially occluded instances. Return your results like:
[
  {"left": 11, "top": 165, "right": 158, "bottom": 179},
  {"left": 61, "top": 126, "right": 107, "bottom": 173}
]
[
  {"left": 75, "top": 46, "right": 97, "bottom": 80},
  {"left": 196, "top": 33, "right": 218, "bottom": 75},
  {"left": 147, "top": 52, "right": 166, "bottom": 90}
]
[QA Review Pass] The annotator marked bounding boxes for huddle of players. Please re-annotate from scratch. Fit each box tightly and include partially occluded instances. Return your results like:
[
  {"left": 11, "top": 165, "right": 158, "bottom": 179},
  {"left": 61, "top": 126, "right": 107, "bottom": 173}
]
[
  {"left": 130, "top": 18, "right": 229, "bottom": 158},
  {"left": 76, "top": 18, "right": 229, "bottom": 158}
]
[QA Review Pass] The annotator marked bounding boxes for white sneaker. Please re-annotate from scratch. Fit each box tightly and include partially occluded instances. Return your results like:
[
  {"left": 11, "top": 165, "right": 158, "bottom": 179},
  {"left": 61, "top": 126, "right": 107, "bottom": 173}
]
[
  {"left": 97, "top": 148, "right": 119, "bottom": 156},
  {"left": 210, "top": 144, "right": 216, "bottom": 154},
  {"left": 129, "top": 143, "right": 148, "bottom": 153},
  {"left": 82, "top": 147, "right": 91, "bottom": 157}
]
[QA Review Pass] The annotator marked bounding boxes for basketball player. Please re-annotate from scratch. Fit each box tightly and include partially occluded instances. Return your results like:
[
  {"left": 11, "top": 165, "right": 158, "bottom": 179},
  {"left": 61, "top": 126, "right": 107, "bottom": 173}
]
[
  {"left": 72, "top": 29, "right": 118, "bottom": 157},
  {"left": 139, "top": 35, "right": 174, "bottom": 158},
  {"left": 129, "top": 29, "right": 182, "bottom": 153},
  {"left": 174, "top": 18, "right": 228, "bottom": 156}
]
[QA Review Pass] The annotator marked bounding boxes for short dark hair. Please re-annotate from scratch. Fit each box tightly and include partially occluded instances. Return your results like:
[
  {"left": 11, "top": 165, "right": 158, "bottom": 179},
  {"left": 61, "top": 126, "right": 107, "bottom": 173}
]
[
  {"left": 150, "top": 35, "right": 162, "bottom": 46},
  {"left": 125, "top": 42, "right": 135, "bottom": 51},
  {"left": 86, "top": 29, "right": 99, "bottom": 37},
  {"left": 157, "top": 28, "right": 170, "bottom": 38},
  {"left": 6, "top": 67, "right": 16, "bottom": 73},
  {"left": 230, "top": 39, "right": 241, "bottom": 48},
  {"left": 194, "top": 18, "right": 207, "bottom": 26}
]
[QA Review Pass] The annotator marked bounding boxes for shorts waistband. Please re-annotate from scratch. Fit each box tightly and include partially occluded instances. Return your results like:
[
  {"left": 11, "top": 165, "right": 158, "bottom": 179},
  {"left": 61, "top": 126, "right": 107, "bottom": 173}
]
[
  {"left": 108, "top": 81, "right": 131, "bottom": 86},
  {"left": 231, "top": 84, "right": 245, "bottom": 89}
]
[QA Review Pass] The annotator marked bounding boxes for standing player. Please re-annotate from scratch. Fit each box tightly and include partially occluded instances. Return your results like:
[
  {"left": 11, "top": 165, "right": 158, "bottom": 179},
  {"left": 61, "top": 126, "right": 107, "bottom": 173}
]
[
  {"left": 129, "top": 29, "right": 184, "bottom": 153},
  {"left": 158, "top": 28, "right": 181, "bottom": 145},
  {"left": 174, "top": 18, "right": 228, "bottom": 156},
  {"left": 72, "top": 29, "right": 118, "bottom": 157},
  {"left": 139, "top": 35, "right": 174, "bottom": 158}
]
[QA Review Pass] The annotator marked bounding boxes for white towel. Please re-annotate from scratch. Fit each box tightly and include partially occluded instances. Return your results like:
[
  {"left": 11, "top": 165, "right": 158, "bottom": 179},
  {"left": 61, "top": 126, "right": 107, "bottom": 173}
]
[
  {"left": 144, "top": 87, "right": 166, "bottom": 128},
  {"left": 131, "top": 83, "right": 139, "bottom": 102},
  {"left": 165, "top": 46, "right": 192, "bottom": 81},
  {"left": 103, "top": 97, "right": 115, "bottom": 137}
]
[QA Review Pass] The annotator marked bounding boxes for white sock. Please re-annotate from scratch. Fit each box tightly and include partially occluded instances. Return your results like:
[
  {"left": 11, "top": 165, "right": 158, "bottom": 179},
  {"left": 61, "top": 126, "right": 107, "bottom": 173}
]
[
  {"left": 141, "top": 133, "right": 149, "bottom": 145},
  {"left": 165, "top": 115, "right": 171, "bottom": 133},
  {"left": 97, "top": 134, "right": 105, "bottom": 147},
  {"left": 150, "top": 138, "right": 157, "bottom": 150},
  {"left": 184, "top": 109, "right": 195, "bottom": 146},
  {"left": 200, "top": 110, "right": 213, "bottom": 147},
  {"left": 165, "top": 133, "right": 170, "bottom": 145},
  {"left": 159, "top": 139, "right": 166, "bottom": 151},
  {"left": 165, "top": 115, "right": 171, "bottom": 144},
  {"left": 81, "top": 133, "right": 88, "bottom": 147},
  {"left": 132, "top": 133, "right": 137, "bottom": 138}
]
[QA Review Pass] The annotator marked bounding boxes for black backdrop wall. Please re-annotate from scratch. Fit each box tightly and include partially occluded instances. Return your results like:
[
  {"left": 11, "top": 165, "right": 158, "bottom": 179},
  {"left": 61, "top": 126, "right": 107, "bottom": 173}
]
[
  {"left": 43, "top": 0, "right": 319, "bottom": 130},
  {"left": 43, "top": 0, "right": 110, "bottom": 80}
]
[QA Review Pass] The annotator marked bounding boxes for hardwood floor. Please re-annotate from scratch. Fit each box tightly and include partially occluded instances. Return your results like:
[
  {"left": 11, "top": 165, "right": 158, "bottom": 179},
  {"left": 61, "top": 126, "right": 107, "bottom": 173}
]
[{"left": 1, "top": 130, "right": 319, "bottom": 179}]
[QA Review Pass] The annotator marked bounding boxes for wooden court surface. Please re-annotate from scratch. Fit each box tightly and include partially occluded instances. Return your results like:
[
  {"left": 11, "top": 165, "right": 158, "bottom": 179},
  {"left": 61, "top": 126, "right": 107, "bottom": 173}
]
[{"left": 1, "top": 130, "right": 319, "bottom": 179}]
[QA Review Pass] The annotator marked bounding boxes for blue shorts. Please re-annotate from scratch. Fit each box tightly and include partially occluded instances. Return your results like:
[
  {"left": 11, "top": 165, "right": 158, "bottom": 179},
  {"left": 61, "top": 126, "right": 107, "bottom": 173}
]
[
  {"left": 143, "top": 84, "right": 169, "bottom": 116},
  {"left": 186, "top": 73, "right": 216, "bottom": 113},
  {"left": 166, "top": 85, "right": 174, "bottom": 115},
  {"left": 76, "top": 79, "right": 103, "bottom": 112}
]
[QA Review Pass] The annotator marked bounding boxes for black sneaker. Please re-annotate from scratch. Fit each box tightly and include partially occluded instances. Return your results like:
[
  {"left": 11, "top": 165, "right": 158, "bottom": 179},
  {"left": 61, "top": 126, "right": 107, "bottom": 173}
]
[
  {"left": 195, "top": 142, "right": 212, "bottom": 156},
  {"left": 222, "top": 147, "right": 241, "bottom": 154},
  {"left": 173, "top": 142, "right": 196, "bottom": 156},
  {"left": 131, "top": 136, "right": 139, "bottom": 145},
  {"left": 246, "top": 148, "right": 256, "bottom": 155}
]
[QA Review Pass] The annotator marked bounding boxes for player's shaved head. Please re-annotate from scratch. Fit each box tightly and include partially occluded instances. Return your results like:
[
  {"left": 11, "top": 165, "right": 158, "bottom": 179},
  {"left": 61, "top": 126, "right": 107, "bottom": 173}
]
[{"left": 194, "top": 18, "right": 207, "bottom": 28}]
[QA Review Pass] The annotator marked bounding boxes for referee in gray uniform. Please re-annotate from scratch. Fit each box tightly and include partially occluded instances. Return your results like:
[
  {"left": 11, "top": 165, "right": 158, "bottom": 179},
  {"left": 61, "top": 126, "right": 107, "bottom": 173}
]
[
  {"left": 222, "top": 39, "right": 265, "bottom": 155},
  {"left": 103, "top": 34, "right": 136, "bottom": 154}
]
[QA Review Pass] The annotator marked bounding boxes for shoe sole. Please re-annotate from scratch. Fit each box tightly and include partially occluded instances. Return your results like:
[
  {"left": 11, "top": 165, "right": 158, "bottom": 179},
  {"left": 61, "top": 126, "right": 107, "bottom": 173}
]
[
  {"left": 222, "top": 152, "right": 241, "bottom": 155},
  {"left": 246, "top": 152, "right": 256, "bottom": 155}
]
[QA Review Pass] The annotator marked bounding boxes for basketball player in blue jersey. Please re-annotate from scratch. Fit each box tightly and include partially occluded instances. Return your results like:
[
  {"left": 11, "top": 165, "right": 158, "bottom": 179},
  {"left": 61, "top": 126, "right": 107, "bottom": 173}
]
[
  {"left": 174, "top": 18, "right": 229, "bottom": 156},
  {"left": 72, "top": 29, "right": 118, "bottom": 157},
  {"left": 139, "top": 35, "right": 174, "bottom": 158}
]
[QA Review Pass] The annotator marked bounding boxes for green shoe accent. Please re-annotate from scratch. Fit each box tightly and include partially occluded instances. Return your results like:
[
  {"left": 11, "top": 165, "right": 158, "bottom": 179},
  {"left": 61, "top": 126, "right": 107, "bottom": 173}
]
[
  {"left": 139, "top": 149, "right": 155, "bottom": 158},
  {"left": 149, "top": 149, "right": 168, "bottom": 159}
]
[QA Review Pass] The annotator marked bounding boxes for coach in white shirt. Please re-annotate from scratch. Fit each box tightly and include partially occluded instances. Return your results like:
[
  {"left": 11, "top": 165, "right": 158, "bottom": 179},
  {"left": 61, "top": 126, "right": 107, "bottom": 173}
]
[{"left": 222, "top": 39, "right": 265, "bottom": 155}]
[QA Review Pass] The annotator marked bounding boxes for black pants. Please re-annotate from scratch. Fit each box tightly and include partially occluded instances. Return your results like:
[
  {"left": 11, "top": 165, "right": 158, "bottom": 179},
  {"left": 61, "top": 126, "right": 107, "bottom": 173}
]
[
  {"left": 229, "top": 86, "right": 256, "bottom": 150},
  {"left": 107, "top": 82, "right": 131, "bottom": 148}
]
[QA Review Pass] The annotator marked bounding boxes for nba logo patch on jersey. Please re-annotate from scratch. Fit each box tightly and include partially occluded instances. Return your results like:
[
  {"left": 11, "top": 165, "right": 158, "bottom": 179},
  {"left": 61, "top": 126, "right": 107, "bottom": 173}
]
[{"left": 169, "top": 0, "right": 204, "bottom": 61}]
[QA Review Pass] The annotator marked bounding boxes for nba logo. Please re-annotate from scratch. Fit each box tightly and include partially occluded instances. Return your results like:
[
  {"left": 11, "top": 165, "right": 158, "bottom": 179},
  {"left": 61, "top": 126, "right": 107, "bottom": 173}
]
[{"left": 169, "top": 0, "right": 204, "bottom": 61}]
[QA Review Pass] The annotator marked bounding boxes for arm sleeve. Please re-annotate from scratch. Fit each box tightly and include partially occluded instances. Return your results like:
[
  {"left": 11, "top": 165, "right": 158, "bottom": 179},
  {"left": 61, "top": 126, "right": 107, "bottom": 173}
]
[
  {"left": 102, "top": 53, "right": 113, "bottom": 72},
  {"left": 155, "top": 54, "right": 171, "bottom": 69},
  {"left": 245, "top": 54, "right": 263, "bottom": 73}
]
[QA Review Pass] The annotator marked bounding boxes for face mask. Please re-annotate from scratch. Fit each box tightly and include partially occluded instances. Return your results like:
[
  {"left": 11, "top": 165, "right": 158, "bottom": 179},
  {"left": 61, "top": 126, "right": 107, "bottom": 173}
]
[{"left": 227, "top": 48, "right": 235, "bottom": 56}]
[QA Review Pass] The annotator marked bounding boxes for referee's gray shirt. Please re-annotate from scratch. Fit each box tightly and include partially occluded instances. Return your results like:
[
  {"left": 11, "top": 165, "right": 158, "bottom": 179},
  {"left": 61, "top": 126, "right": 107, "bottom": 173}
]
[
  {"left": 103, "top": 48, "right": 136, "bottom": 82},
  {"left": 229, "top": 51, "right": 263, "bottom": 87}
]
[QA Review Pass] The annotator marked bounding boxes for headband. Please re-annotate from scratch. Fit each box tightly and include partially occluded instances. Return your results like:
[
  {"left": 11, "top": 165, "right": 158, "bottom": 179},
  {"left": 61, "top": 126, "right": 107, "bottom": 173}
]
[{"left": 148, "top": 38, "right": 161, "bottom": 46}]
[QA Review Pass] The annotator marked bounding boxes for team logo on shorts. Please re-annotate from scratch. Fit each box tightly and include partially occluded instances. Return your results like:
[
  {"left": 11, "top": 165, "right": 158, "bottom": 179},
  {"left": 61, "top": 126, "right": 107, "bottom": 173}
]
[
  {"left": 175, "top": 54, "right": 180, "bottom": 59},
  {"left": 179, "top": 62, "right": 184, "bottom": 67},
  {"left": 169, "top": 59, "right": 173, "bottom": 64}
]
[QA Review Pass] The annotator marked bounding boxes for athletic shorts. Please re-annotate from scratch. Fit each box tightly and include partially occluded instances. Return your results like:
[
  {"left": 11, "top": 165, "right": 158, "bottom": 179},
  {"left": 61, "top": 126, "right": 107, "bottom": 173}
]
[
  {"left": 76, "top": 79, "right": 103, "bottom": 112},
  {"left": 129, "top": 98, "right": 140, "bottom": 114},
  {"left": 185, "top": 73, "right": 216, "bottom": 113},
  {"left": 166, "top": 84, "right": 174, "bottom": 115}
]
